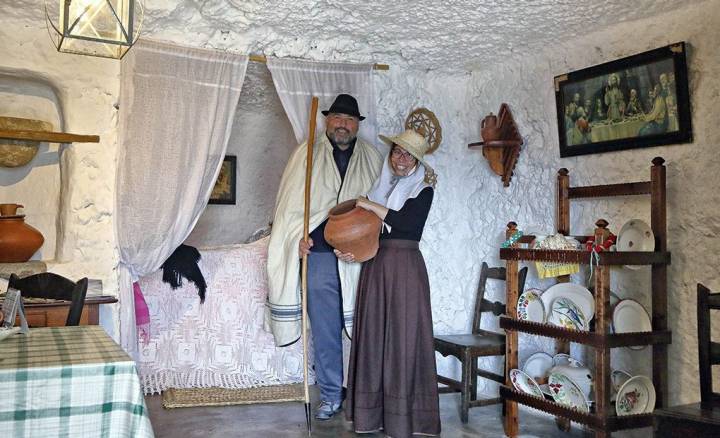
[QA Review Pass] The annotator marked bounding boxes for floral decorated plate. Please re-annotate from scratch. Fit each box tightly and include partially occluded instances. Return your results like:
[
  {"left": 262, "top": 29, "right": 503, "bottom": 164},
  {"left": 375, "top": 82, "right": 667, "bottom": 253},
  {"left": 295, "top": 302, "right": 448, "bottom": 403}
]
[
  {"left": 510, "top": 368, "right": 544, "bottom": 398},
  {"left": 615, "top": 375, "right": 656, "bottom": 415},
  {"left": 522, "top": 351, "right": 554, "bottom": 382},
  {"left": 541, "top": 283, "right": 595, "bottom": 325},
  {"left": 617, "top": 219, "right": 655, "bottom": 270},
  {"left": 548, "top": 372, "right": 590, "bottom": 413},
  {"left": 517, "top": 289, "right": 545, "bottom": 323},
  {"left": 549, "top": 297, "right": 587, "bottom": 331},
  {"left": 612, "top": 299, "right": 652, "bottom": 350}
]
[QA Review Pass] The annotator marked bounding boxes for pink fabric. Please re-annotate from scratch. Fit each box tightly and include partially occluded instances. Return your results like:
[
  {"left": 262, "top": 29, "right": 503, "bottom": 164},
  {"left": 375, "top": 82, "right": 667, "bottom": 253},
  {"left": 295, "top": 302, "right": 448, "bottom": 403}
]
[{"left": 134, "top": 282, "right": 151, "bottom": 345}]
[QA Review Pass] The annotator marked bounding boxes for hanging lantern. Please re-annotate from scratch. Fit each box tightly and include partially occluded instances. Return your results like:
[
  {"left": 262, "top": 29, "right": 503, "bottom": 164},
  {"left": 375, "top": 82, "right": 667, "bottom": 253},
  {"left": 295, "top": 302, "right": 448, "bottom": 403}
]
[{"left": 45, "top": 0, "right": 144, "bottom": 59}]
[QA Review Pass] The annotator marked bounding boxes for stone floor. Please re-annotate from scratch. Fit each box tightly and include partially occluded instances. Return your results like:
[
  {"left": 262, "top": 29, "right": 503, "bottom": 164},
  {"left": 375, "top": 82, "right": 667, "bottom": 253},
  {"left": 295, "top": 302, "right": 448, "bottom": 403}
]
[{"left": 146, "top": 388, "right": 589, "bottom": 437}]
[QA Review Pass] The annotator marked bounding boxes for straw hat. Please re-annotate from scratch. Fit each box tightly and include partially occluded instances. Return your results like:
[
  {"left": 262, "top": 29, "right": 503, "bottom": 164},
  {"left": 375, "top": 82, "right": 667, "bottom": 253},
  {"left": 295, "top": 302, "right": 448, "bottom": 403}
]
[{"left": 379, "top": 129, "right": 437, "bottom": 186}]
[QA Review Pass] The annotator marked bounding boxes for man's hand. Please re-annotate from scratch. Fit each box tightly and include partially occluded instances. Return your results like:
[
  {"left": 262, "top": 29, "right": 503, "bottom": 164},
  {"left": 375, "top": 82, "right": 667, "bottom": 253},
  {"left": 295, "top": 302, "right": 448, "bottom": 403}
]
[
  {"left": 299, "top": 238, "right": 313, "bottom": 257},
  {"left": 334, "top": 249, "right": 356, "bottom": 263}
]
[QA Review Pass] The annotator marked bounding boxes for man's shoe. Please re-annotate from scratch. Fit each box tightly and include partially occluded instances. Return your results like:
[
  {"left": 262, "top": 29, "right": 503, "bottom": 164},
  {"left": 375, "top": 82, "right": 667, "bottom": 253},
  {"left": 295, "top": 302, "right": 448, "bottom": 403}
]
[{"left": 315, "top": 400, "right": 342, "bottom": 420}]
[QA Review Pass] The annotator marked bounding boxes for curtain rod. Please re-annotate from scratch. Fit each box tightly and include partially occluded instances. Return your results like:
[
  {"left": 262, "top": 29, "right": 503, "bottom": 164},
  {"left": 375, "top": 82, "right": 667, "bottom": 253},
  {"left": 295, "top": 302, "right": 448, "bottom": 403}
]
[{"left": 248, "top": 54, "right": 389, "bottom": 71}]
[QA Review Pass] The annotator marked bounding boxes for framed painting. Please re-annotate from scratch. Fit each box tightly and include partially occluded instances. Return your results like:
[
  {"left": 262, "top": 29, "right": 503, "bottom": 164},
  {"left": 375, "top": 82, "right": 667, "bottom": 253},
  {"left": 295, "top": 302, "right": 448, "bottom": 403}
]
[
  {"left": 209, "top": 155, "right": 236, "bottom": 205},
  {"left": 555, "top": 42, "right": 692, "bottom": 157}
]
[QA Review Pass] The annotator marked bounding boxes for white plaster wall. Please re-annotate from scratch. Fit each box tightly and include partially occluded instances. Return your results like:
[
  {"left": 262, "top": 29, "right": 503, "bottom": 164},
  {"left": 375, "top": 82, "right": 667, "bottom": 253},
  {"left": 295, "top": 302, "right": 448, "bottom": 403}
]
[
  {"left": 0, "top": 3, "right": 120, "bottom": 335},
  {"left": 185, "top": 62, "right": 295, "bottom": 246},
  {"left": 453, "top": 0, "right": 720, "bottom": 415},
  {"left": 0, "top": 76, "right": 63, "bottom": 259}
]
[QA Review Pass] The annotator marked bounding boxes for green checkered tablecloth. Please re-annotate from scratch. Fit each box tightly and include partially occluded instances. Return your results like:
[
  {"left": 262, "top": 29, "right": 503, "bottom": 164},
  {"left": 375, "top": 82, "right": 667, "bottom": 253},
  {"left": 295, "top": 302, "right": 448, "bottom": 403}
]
[{"left": 0, "top": 326, "right": 154, "bottom": 437}]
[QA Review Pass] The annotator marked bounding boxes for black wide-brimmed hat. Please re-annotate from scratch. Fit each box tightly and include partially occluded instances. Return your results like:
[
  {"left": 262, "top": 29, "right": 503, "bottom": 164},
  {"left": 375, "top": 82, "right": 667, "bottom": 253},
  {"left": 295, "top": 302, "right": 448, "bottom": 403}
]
[{"left": 321, "top": 94, "right": 365, "bottom": 120}]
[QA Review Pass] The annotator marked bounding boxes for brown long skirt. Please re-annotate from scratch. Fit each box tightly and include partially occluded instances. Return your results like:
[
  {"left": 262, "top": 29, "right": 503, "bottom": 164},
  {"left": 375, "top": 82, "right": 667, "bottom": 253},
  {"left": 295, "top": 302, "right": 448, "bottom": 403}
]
[{"left": 346, "top": 239, "right": 441, "bottom": 437}]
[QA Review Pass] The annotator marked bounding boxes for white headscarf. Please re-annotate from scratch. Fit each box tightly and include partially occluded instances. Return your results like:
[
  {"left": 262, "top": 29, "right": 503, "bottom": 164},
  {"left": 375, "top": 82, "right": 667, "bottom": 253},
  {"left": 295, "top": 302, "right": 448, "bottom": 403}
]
[{"left": 367, "top": 153, "right": 432, "bottom": 231}]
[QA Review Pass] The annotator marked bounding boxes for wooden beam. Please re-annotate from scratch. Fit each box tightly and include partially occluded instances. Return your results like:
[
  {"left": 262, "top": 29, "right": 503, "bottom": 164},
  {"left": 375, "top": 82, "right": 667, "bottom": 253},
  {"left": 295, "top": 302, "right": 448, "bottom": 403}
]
[
  {"left": 0, "top": 129, "right": 99, "bottom": 144},
  {"left": 248, "top": 54, "right": 389, "bottom": 71}
]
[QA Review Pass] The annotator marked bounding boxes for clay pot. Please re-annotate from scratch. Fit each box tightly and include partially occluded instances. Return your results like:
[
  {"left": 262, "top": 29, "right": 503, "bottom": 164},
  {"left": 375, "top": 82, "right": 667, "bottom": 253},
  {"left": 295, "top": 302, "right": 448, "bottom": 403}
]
[
  {"left": 0, "top": 203, "right": 23, "bottom": 216},
  {"left": 0, "top": 216, "right": 44, "bottom": 262},
  {"left": 324, "top": 200, "right": 381, "bottom": 262}
]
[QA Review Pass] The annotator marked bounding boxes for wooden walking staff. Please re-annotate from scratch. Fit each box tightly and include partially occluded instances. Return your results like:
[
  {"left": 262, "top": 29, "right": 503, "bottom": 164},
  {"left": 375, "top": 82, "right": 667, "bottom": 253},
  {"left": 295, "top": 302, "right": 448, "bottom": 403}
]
[{"left": 301, "top": 96, "right": 319, "bottom": 434}]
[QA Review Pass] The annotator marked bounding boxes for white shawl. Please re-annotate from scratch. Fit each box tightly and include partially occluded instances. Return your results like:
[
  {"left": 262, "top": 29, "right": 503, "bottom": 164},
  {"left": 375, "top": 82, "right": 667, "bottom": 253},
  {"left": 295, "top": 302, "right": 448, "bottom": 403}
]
[
  {"left": 266, "top": 135, "right": 383, "bottom": 346},
  {"left": 367, "top": 154, "right": 431, "bottom": 231}
]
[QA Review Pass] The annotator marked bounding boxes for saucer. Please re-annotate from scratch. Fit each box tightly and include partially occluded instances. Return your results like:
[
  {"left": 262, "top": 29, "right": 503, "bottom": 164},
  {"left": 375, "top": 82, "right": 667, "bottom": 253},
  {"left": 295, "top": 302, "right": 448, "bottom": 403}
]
[
  {"left": 615, "top": 375, "right": 656, "bottom": 415},
  {"left": 510, "top": 369, "right": 544, "bottom": 398}
]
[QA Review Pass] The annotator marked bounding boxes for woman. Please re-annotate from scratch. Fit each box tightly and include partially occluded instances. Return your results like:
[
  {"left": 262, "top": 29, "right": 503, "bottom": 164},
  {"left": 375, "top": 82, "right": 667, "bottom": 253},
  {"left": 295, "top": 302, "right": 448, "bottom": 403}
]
[{"left": 339, "top": 129, "right": 440, "bottom": 437}]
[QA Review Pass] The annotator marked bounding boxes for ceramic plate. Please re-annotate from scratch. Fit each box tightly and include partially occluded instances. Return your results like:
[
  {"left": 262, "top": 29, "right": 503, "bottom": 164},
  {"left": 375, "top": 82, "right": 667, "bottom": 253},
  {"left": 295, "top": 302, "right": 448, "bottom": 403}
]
[
  {"left": 517, "top": 289, "right": 545, "bottom": 323},
  {"left": 612, "top": 299, "right": 652, "bottom": 350},
  {"left": 522, "top": 352, "right": 554, "bottom": 382},
  {"left": 510, "top": 369, "right": 544, "bottom": 398},
  {"left": 549, "top": 297, "right": 587, "bottom": 330},
  {"left": 615, "top": 375, "right": 656, "bottom": 415},
  {"left": 541, "top": 283, "right": 595, "bottom": 325},
  {"left": 552, "top": 354, "right": 584, "bottom": 368},
  {"left": 611, "top": 369, "right": 633, "bottom": 393},
  {"left": 548, "top": 372, "right": 590, "bottom": 413},
  {"left": 617, "top": 219, "right": 655, "bottom": 270}
]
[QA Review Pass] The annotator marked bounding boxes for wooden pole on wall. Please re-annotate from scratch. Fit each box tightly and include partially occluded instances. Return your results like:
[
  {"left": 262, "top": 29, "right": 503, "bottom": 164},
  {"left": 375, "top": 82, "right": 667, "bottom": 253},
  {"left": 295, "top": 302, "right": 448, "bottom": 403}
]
[{"left": 301, "top": 96, "right": 319, "bottom": 433}]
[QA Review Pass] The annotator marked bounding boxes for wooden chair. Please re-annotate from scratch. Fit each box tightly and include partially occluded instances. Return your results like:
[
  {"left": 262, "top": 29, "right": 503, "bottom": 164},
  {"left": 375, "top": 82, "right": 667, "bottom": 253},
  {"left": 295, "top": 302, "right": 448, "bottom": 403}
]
[
  {"left": 434, "top": 262, "right": 528, "bottom": 423},
  {"left": 698, "top": 283, "right": 720, "bottom": 408},
  {"left": 8, "top": 273, "right": 89, "bottom": 326}
]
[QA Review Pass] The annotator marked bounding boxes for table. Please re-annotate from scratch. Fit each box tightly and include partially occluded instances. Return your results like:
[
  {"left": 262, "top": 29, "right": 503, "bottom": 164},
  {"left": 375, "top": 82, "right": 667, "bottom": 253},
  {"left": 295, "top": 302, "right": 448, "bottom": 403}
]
[
  {"left": 654, "top": 403, "right": 720, "bottom": 437},
  {"left": 0, "top": 326, "right": 154, "bottom": 437},
  {"left": 20, "top": 295, "right": 118, "bottom": 327}
]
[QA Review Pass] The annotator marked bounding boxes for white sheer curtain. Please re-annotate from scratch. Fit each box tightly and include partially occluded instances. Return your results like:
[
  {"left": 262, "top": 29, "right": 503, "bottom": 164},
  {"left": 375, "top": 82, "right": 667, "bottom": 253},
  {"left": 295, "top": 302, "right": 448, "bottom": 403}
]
[
  {"left": 266, "top": 57, "right": 378, "bottom": 146},
  {"left": 116, "top": 39, "right": 248, "bottom": 357}
]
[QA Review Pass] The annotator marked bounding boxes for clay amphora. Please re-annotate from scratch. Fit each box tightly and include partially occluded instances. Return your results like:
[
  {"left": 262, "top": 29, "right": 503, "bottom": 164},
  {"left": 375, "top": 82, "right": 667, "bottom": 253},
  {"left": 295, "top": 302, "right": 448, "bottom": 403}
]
[
  {"left": 324, "top": 200, "right": 381, "bottom": 262},
  {"left": 0, "top": 216, "right": 44, "bottom": 262},
  {"left": 0, "top": 203, "right": 23, "bottom": 216},
  {"left": 481, "top": 112, "right": 501, "bottom": 142}
]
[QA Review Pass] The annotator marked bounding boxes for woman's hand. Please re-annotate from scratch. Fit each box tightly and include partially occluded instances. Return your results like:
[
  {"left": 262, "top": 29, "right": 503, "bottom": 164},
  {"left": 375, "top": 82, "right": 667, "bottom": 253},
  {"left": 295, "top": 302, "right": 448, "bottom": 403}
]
[
  {"left": 355, "top": 197, "right": 389, "bottom": 220},
  {"left": 355, "top": 196, "right": 373, "bottom": 211},
  {"left": 334, "top": 249, "right": 356, "bottom": 263}
]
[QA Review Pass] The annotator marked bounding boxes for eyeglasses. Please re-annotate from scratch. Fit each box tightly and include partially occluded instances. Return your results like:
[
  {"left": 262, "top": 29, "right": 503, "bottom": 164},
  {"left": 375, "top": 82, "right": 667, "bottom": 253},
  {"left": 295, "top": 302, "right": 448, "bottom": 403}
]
[{"left": 391, "top": 148, "right": 414, "bottom": 160}]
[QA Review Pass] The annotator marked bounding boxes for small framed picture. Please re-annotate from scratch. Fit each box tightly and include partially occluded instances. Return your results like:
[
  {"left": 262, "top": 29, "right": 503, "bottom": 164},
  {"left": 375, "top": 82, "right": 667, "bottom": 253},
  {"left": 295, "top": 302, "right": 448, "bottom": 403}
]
[
  {"left": 554, "top": 42, "right": 692, "bottom": 157},
  {"left": 209, "top": 155, "right": 237, "bottom": 205}
]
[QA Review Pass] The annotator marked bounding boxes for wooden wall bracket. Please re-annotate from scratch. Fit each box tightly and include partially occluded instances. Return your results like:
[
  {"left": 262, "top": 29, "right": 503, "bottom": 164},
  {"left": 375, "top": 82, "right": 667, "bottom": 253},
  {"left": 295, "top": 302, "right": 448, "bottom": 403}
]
[{"left": 468, "top": 103, "right": 523, "bottom": 187}]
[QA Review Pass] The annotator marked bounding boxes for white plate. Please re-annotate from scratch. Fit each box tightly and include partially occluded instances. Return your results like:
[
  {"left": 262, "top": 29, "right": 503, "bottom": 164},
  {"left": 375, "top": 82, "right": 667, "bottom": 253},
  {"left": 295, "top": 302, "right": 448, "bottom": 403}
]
[
  {"left": 612, "top": 299, "right": 652, "bottom": 350},
  {"left": 510, "top": 369, "right": 544, "bottom": 398},
  {"left": 615, "top": 375, "right": 656, "bottom": 415},
  {"left": 549, "top": 297, "right": 587, "bottom": 330},
  {"left": 522, "top": 352, "right": 554, "bottom": 382},
  {"left": 617, "top": 219, "right": 655, "bottom": 270},
  {"left": 548, "top": 372, "right": 590, "bottom": 413},
  {"left": 541, "top": 283, "right": 595, "bottom": 325},
  {"left": 517, "top": 289, "right": 545, "bottom": 323},
  {"left": 539, "top": 383, "right": 553, "bottom": 397},
  {"left": 611, "top": 369, "right": 633, "bottom": 394}
]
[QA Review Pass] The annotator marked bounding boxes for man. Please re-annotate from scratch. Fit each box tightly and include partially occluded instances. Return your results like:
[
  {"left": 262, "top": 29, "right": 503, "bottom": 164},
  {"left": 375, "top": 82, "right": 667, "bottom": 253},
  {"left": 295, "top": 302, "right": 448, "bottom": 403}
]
[{"left": 266, "top": 94, "right": 383, "bottom": 420}]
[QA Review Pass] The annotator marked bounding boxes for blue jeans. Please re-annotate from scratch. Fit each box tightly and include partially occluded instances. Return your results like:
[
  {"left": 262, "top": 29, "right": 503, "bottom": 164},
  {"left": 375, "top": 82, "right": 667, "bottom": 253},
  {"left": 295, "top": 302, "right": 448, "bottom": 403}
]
[{"left": 307, "top": 251, "right": 344, "bottom": 403}]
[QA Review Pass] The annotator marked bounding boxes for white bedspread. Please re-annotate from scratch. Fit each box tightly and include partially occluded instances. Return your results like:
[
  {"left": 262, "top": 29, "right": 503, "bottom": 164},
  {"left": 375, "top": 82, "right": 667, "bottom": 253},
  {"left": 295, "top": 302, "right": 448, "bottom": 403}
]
[{"left": 136, "top": 237, "right": 309, "bottom": 394}]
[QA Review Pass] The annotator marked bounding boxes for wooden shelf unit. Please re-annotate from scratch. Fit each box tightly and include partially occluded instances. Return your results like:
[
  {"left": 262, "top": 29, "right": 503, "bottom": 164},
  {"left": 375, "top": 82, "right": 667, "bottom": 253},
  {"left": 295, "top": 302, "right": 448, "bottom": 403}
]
[{"left": 501, "top": 157, "right": 670, "bottom": 438}]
